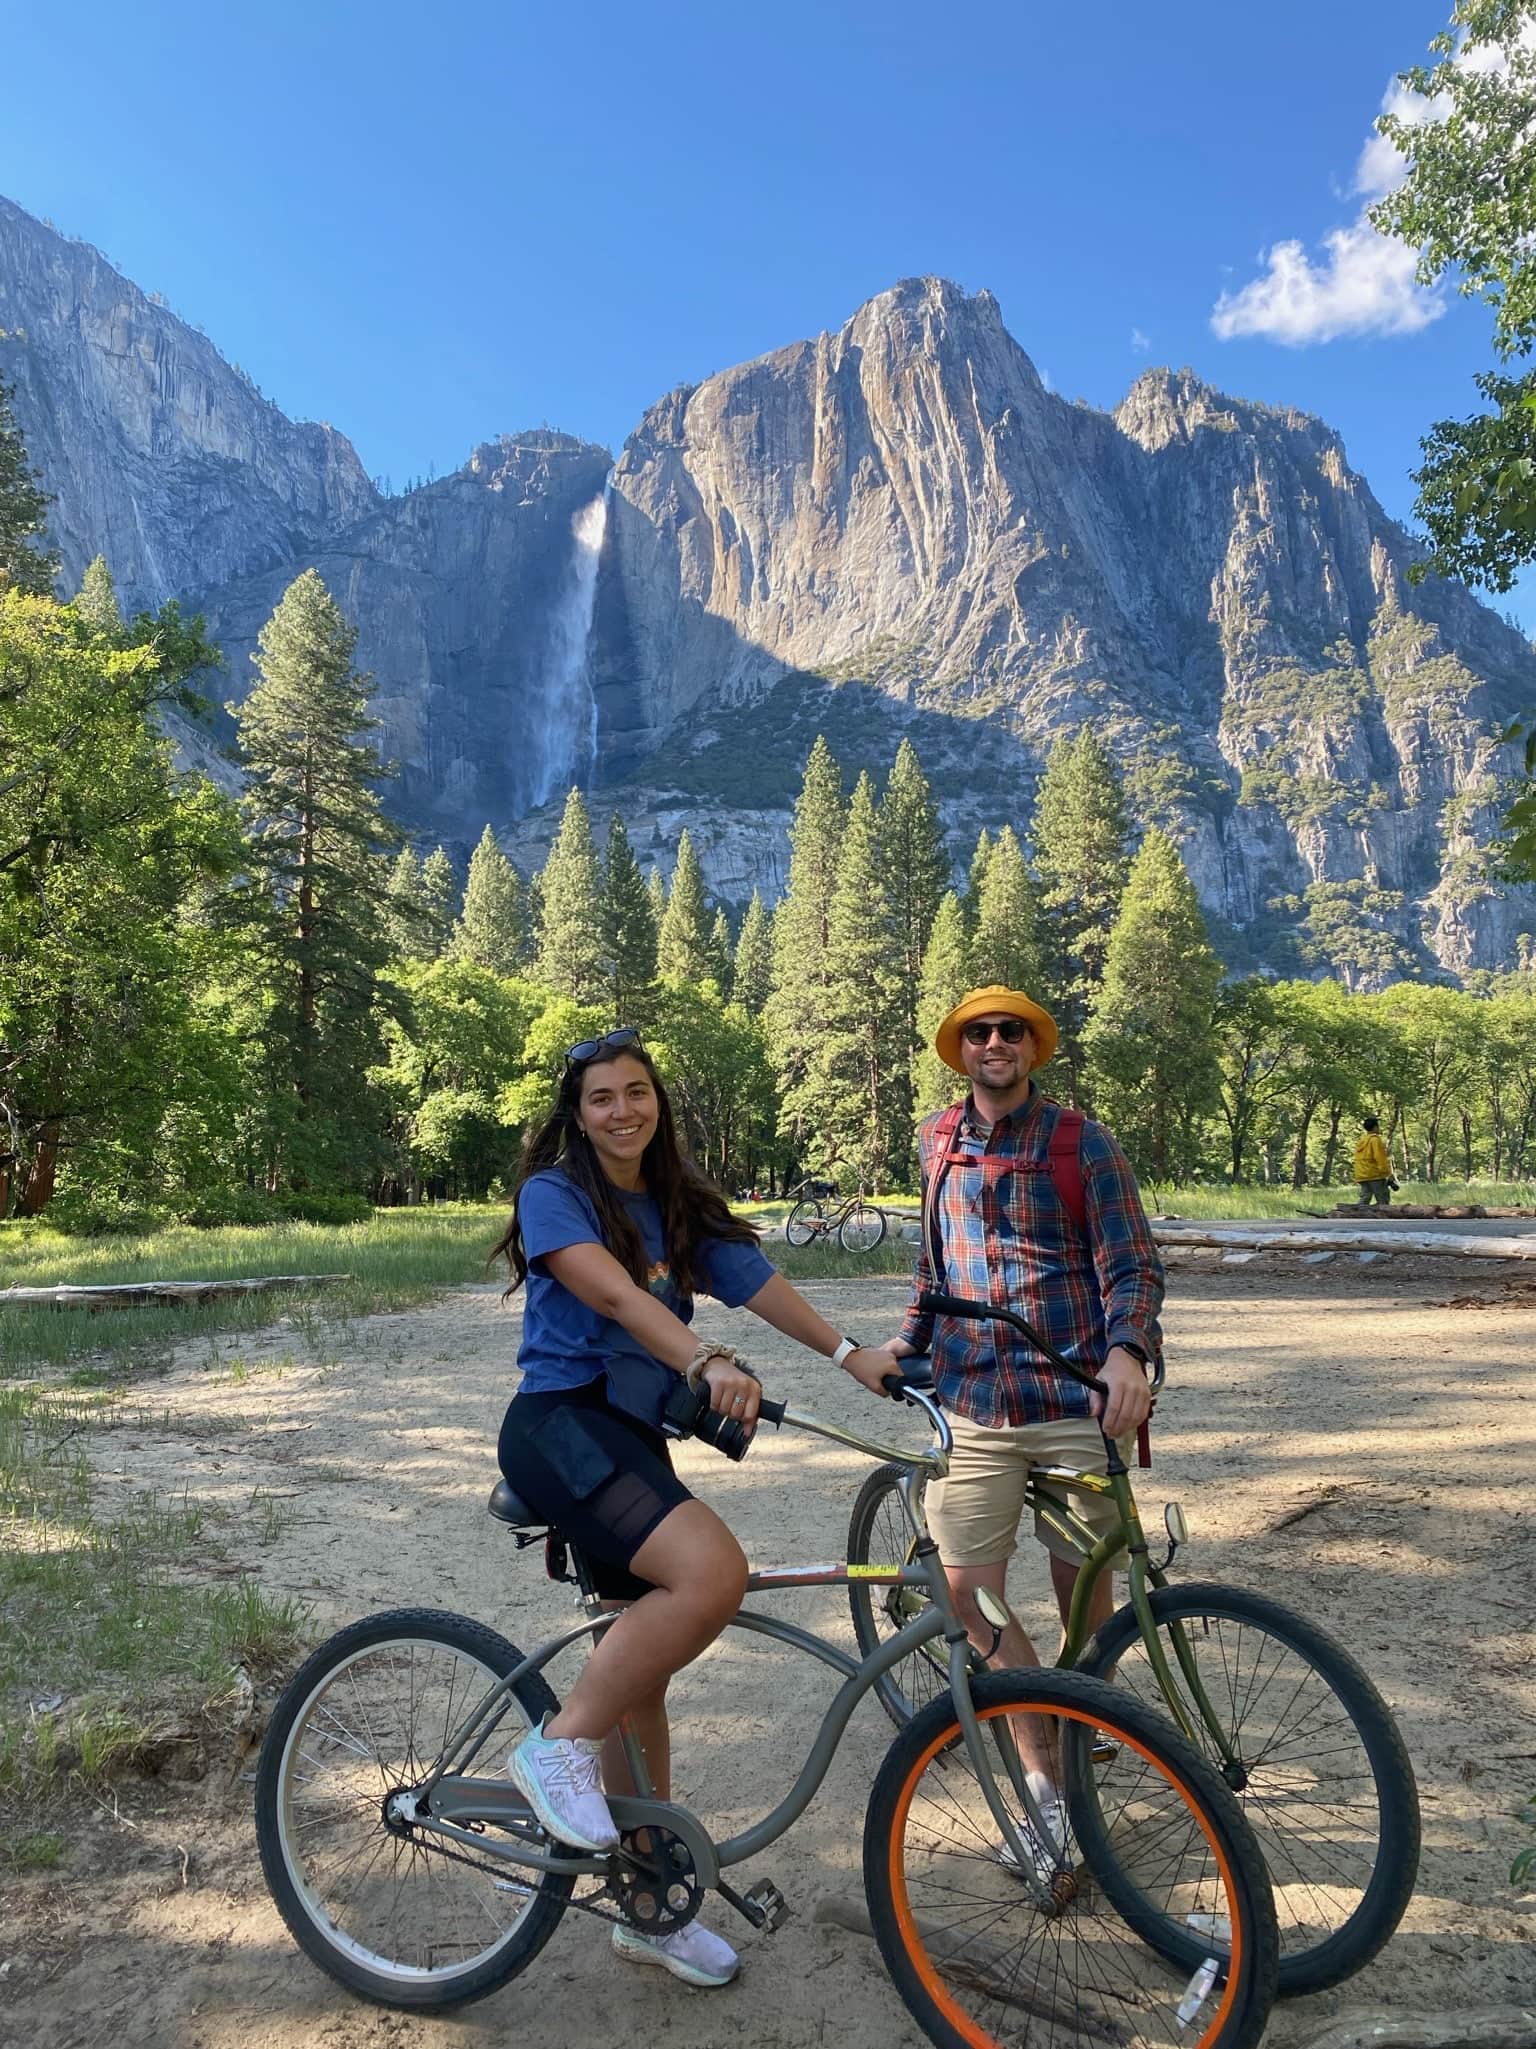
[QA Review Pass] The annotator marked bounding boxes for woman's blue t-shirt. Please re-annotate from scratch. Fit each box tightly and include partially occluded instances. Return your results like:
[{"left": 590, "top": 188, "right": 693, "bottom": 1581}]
[{"left": 514, "top": 1168, "right": 775, "bottom": 1420}]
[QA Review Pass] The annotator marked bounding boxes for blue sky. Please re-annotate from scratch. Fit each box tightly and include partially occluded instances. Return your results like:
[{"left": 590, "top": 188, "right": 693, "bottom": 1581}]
[{"left": 5, "top": 0, "right": 1530, "bottom": 628}]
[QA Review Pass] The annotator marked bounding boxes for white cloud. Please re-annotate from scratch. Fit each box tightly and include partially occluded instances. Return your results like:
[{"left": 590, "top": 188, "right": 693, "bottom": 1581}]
[
  {"left": 1212, "top": 28, "right": 1527, "bottom": 347},
  {"left": 1130, "top": 326, "right": 1151, "bottom": 352},
  {"left": 1211, "top": 221, "right": 1441, "bottom": 345}
]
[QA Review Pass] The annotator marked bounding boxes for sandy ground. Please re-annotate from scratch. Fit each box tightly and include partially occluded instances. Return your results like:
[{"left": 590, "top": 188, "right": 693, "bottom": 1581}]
[{"left": 3, "top": 1255, "right": 1535, "bottom": 2049}]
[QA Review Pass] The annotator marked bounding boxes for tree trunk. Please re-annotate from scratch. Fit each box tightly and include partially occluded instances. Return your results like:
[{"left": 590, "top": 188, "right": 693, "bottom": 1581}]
[
  {"left": 1460, "top": 1109, "right": 1474, "bottom": 1183},
  {"left": 1291, "top": 1098, "right": 1318, "bottom": 1188},
  {"left": 1321, "top": 1104, "right": 1343, "bottom": 1184},
  {"left": 17, "top": 1120, "right": 61, "bottom": 1215}
]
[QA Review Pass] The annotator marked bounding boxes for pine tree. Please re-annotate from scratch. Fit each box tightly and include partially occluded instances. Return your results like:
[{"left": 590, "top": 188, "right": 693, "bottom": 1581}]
[
  {"left": 451, "top": 824, "right": 525, "bottom": 975},
  {"left": 228, "top": 569, "right": 397, "bottom": 1188},
  {"left": 384, "top": 847, "right": 426, "bottom": 959},
  {"left": 600, "top": 815, "right": 658, "bottom": 1021},
  {"left": 0, "top": 372, "right": 58, "bottom": 596},
  {"left": 707, "top": 907, "right": 733, "bottom": 996},
  {"left": 880, "top": 738, "right": 949, "bottom": 1150},
  {"left": 657, "top": 830, "right": 715, "bottom": 984},
  {"left": 963, "top": 828, "right": 994, "bottom": 932},
  {"left": 1033, "top": 728, "right": 1132, "bottom": 1102},
  {"left": 969, "top": 827, "right": 1041, "bottom": 997},
  {"left": 914, "top": 891, "right": 974, "bottom": 1115},
  {"left": 419, "top": 846, "right": 458, "bottom": 959},
  {"left": 75, "top": 555, "right": 122, "bottom": 633},
  {"left": 646, "top": 865, "right": 667, "bottom": 931},
  {"left": 533, "top": 789, "right": 605, "bottom": 1000},
  {"left": 1083, "top": 829, "right": 1222, "bottom": 1184},
  {"left": 813, "top": 773, "right": 905, "bottom": 1186},
  {"left": 766, "top": 737, "right": 847, "bottom": 1167},
  {"left": 733, "top": 892, "right": 773, "bottom": 1015}
]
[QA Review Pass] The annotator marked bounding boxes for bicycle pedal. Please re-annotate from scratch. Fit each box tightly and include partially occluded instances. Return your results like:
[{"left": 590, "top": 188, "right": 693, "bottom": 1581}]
[{"left": 718, "top": 1876, "right": 791, "bottom": 1932}]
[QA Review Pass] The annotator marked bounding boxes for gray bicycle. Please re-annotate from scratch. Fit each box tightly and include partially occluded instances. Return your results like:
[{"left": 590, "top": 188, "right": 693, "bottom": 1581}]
[{"left": 255, "top": 1374, "right": 1279, "bottom": 2049}]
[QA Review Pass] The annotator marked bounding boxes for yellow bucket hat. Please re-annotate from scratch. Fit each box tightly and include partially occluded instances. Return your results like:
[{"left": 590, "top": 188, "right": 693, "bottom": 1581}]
[{"left": 935, "top": 985, "right": 1059, "bottom": 1075}]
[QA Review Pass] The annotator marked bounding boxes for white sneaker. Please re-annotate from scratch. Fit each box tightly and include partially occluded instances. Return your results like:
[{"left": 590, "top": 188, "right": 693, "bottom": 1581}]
[
  {"left": 998, "top": 1793, "right": 1069, "bottom": 1884},
  {"left": 612, "top": 1917, "right": 740, "bottom": 1987},
  {"left": 508, "top": 1717, "right": 619, "bottom": 1853}
]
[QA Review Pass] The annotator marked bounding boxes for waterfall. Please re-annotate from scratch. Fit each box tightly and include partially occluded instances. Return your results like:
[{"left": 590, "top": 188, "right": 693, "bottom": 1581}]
[{"left": 530, "top": 489, "right": 608, "bottom": 809}]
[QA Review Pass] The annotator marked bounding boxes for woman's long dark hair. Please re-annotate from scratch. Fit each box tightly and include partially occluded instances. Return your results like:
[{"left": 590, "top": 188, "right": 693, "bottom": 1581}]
[{"left": 491, "top": 1040, "right": 759, "bottom": 1301}]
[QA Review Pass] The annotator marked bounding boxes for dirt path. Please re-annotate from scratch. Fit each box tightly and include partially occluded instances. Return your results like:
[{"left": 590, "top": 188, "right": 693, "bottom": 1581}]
[{"left": 4, "top": 1257, "right": 1535, "bottom": 2048}]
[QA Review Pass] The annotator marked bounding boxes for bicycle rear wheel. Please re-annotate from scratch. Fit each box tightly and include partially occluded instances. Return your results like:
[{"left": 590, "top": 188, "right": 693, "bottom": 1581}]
[
  {"left": 1077, "top": 1581, "right": 1418, "bottom": 1996},
  {"left": 864, "top": 1668, "right": 1278, "bottom": 2049},
  {"left": 255, "top": 1607, "right": 571, "bottom": 2009},
  {"left": 839, "top": 1202, "right": 888, "bottom": 1253},
  {"left": 785, "top": 1197, "right": 824, "bottom": 1247}
]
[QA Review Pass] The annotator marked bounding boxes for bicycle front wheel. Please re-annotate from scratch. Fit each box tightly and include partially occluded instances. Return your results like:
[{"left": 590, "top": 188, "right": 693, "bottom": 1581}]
[
  {"left": 864, "top": 1668, "right": 1278, "bottom": 2049},
  {"left": 839, "top": 1202, "right": 888, "bottom": 1253},
  {"left": 1077, "top": 1581, "right": 1418, "bottom": 1996},
  {"left": 785, "top": 1197, "right": 824, "bottom": 1247},
  {"left": 847, "top": 1461, "right": 952, "bottom": 1729},
  {"left": 256, "top": 1607, "right": 571, "bottom": 2009}
]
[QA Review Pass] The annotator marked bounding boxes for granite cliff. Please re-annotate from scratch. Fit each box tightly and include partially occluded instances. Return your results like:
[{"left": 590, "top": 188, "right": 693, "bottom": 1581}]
[{"left": 4, "top": 201, "right": 1532, "bottom": 979}]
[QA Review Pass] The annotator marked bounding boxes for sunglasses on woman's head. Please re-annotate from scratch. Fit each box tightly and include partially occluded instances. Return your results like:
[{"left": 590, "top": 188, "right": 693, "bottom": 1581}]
[
  {"left": 565, "top": 1026, "right": 643, "bottom": 1067},
  {"left": 960, "top": 1019, "right": 1030, "bottom": 1046}
]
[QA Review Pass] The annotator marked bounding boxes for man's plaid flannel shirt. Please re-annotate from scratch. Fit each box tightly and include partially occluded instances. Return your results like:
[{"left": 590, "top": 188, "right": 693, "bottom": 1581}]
[{"left": 898, "top": 1084, "right": 1165, "bottom": 1428}]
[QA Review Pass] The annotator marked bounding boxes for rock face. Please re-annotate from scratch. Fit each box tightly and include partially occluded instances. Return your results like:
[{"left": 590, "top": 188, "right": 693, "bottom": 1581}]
[
  {"left": 5, "top": 200, "right": 1533, "bottom": 977},
  {"left": 592, "top": 278, "right": 1535, "bottom": 977},
  {"left": 198, "top": 435, "right": 611, "bottom": 836},
  {"left": 0, "top": 196, "right": 375, "bottom": 609}
]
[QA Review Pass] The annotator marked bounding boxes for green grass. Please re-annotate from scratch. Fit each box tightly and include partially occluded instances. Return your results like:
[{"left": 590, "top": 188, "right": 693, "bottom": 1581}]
[
  {"left": 0, "top": 1383, "right": 310, "bottom": 1810},
  {"left": 1145, "top": 1179, "right": 1536, "bottom": 1219},
  {"left": 0, "top": 1204, "right": 507, "bottom": 1377}
]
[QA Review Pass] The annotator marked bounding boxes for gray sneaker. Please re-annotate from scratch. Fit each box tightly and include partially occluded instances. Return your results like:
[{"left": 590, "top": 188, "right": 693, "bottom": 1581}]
[
  {"left": 612, "top": 1917, "right": 740, "bottom": 1987},
  {"left": 509, "top": 1717, "right": 619, "bottom": 1853}
]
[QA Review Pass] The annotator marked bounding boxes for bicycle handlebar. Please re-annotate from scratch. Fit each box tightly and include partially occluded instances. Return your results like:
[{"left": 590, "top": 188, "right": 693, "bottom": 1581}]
[{"left": 916, "top": 1290, "right": 1164, "bottom": 1398}]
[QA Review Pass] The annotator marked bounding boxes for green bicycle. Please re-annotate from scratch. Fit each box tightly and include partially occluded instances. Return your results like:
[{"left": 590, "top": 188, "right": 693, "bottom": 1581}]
[
  {"left": 846, "top": 1291, "right": 1419, "bottom": 2000},
  {"left": 256, "top": 1367, "right": 1279, "bottom": 2049}
]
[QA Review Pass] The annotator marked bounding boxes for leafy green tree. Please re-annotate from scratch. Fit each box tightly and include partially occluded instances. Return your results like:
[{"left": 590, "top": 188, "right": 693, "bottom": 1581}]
[
  {"left": 1084, "top": 830, "right": 1222, "bottom": 1183},
  {"left": 1370, "top": 982, "right": 1485, "bottom": 1179},
  {"left": 707, "top": 907, "right": 734, "bottom": 996},
  {"left": 880, "top": 738, "right": 949, "bottom": 1141},
  {"left": 600, "top": 814, "right": 658, "bottom": 1022},
  {"left": 963, "top": 827, "right": 994, "bottom": 931},
  {"left": 374, "top": 957, "right": 537, "bottom": 1198},
  {"left": 75, "top": 556, "right": 122, "bottom": 633},
  {"left": 766, "top": 737, "right": 846, "bottom": 1169},
  {"left": 968, "top": 826, "right": 1041, "bottom": 999},
  {"left": 1033, "top": 728, "right": 1132, "bottom": 1101},
  {"left": 226, "top": 569, "right": 399, "bottom": 1190},
  {"left": 1370, "top": 2, "right": 1536, "bottom": 592},
  {"left": 914, "top": 889, "right": 973, "bottom": 1116},
  {"left": 418, "top": 847, "right": 458, "bottom": 959},
  {"left": 451, "top": 824, "right": 525, "bottom": 975},
  {"left": 732, "top": 892, "right": 773, "bottom": 1015},
  {"left": 810, "top": 773, "right": 906, "bottom": 1187},
  {"left": 533, "top": 789, "right": 605, "bottom": 1001},
  {"left": 0, "top": 370, "right": 57, "bottom": 596},
  {"left": 657, "top": 830, "right": 715, "bottom": 984},
  {"left": 0, "top": 591, "right": 241, "bottom": 1214},
  {"left": 497, "top": 992, "right": 608, "bottom": 1128},
  {"left": 1368, "top": 3, "right": 1536, "bottom": 875},
  {"left": 649, "top": 981, "right": 775, "bottom": 1189},
  {"left": 383, "top": 847, "right": 426, "bottom": 958}
]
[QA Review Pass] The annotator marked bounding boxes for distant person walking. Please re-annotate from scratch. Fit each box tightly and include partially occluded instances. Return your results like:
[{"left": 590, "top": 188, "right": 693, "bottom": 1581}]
[{"left": 1353, "top": 1117, "right": 1394, "bottom": 1208}]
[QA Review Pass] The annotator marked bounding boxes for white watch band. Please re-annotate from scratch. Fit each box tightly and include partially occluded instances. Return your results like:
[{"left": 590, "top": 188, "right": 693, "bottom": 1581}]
[{"left": 831, "top": 1336, "right": 857, "bottom": 1370}]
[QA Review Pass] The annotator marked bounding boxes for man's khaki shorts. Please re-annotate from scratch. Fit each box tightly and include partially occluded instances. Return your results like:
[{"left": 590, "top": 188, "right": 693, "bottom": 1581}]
[{"left": 925, "top": 1409, "right": 1129, "bottom": 1569}]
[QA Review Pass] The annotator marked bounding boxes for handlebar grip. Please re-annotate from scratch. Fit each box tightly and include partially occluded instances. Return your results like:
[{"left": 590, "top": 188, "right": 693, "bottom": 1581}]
[
  {"left": 756, "top": 1396, "right": 787, "bottom": 1428},
  {"left": 917, "top": 1290, "right": 987, "bottom": 1320},
  {"left": 880, "top": 1373, "right": 909, "bottom": 1400}
]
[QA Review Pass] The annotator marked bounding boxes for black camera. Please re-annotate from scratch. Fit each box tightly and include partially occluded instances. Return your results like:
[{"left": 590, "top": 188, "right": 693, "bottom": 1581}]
[{"left": 660, "top": 1375, "right": 753, "bottom": 1462}]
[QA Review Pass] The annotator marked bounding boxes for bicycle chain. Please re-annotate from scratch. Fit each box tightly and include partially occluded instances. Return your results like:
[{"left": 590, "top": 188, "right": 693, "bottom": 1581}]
[{"left": 404, "top": 1824, "right": 671, "bottom": 1930}]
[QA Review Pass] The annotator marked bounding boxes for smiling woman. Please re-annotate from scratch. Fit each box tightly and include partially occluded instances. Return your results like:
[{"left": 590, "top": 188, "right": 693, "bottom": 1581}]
[{"left": 485, "top": 1028, "right": 895, "bottom": 1988}]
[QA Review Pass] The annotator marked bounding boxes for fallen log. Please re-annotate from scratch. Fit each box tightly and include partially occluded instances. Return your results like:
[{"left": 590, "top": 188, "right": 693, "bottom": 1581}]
[
  {"left": 1299, "top": 2007, "right": 1536, "bottom": 2049},
  {"left": 0, "top": 1275, "right": 353, "bottom": 1312},
  {"left": 1151, "top": 1225, "right": 1536, "bottom": 1261}
]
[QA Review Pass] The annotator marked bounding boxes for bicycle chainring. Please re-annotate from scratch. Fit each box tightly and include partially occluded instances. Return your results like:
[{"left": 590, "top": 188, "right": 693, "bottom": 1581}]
[{"left": 607, "top": 1827, "right": 702, "bottom": 1933}]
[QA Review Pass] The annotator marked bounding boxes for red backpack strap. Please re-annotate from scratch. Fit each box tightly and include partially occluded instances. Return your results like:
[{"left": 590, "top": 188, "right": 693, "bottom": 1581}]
[
  {"left": 1046, "top": 1106, "right": 1087, "bottom": 1235},
  {"left": 920, "top": 1102, "right": 968, "bottom": 1284}
]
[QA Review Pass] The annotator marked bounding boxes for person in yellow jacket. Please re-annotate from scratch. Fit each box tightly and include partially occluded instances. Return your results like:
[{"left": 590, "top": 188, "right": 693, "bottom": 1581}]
[{"left": 1353, "top": 1117, "right": 1394, "bottom": 1207}]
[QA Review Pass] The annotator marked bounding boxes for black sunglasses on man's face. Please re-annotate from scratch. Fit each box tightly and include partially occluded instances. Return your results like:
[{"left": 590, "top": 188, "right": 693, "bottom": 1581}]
[
  {"left": 960, "top": 1018, "right": 1031, "bottom": 1047},
  {"left": 565, "top": 1026, "right": 643, "bottom": 1067}
]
